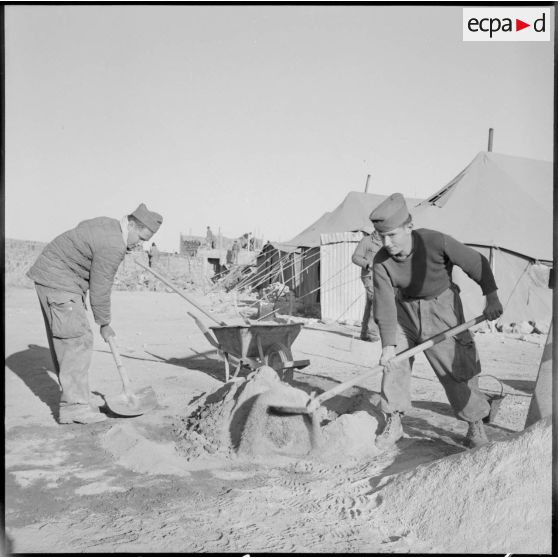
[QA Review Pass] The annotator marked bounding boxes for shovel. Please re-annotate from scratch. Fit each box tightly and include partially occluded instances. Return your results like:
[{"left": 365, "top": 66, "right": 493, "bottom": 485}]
[
  {"left": 104, "top": 337, "right": 158, "bottom": 416},
  {"left": 134, "top": 258, "right": 228, "bottom": 326},
  {"left": 269, "top": 314, "right": 486, "bottom": 417}
]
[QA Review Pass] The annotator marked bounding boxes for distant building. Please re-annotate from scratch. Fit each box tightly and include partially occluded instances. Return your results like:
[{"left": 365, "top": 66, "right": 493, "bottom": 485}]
[{"left": 180, "top": 234, "right": 201, "bottom": 257}]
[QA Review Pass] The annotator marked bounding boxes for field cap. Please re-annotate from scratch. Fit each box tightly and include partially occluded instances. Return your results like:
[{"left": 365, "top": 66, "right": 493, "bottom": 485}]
[
  {"left": 131, "top": 203, "right": 163, "bottom": 233},
  {"left": 369, "top": 193, "right": 410, "bottom": 233}
]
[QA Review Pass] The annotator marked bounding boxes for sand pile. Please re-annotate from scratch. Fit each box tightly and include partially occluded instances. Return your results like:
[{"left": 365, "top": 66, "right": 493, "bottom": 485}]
[
  {"left": 101, "top": 422, "right": 190, "bottom": 476},
  {"left": 173, "top": 366, "right": 381, "bottom": 462},
  {"left": 373, "top": 417, "right": 552, "bottom": 554},
  {"left": 173, "top": 366, "right": 315, "bottom": 460}
]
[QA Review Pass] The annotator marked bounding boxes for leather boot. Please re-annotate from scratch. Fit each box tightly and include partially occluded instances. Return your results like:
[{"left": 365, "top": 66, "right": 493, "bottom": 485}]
[
  {"left": 464, "top": 419, "right": 489, "bottom": 448},
  {"left": 375, "top": 412, "right": 403, "bottom": 450},
  {"left": 59, "top": 404, "right": 107, "bottom": 425}
]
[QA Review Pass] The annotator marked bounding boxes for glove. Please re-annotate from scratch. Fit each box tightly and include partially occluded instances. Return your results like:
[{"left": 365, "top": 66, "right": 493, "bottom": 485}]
[{"left": 100, "top": 324, "right": 116, "bottom": 342}]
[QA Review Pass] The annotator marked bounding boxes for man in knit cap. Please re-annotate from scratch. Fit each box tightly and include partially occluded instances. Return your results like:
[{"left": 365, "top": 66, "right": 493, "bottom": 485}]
[
  {"left": 369, "top": 193, "right": 503, "bottom": 449},
  {"left": 27, "top": 203, "right": 163, "bottom": 424}
]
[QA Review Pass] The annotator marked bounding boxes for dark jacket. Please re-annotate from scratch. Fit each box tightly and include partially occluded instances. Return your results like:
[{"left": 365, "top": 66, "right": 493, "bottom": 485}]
[
  {"left": 372, "top": 228, "right": 498, "bottom": 346},
  {"left": 27, "top": 217, "right": 126, "bottom": 326},
  {"left": 352, "top": 232, "right": 383, "bottom": 282}
]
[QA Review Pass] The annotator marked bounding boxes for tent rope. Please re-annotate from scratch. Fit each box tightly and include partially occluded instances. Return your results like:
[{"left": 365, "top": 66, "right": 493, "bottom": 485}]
[
  {"left": 242, "top": 249, "right": 320, "bottom": 294},
  {"left": 333, "top": 291, "right": 365, "bottom": 322},
  {"left": 496, "top": 247, "right": 532, "bottom": 315},
  {"left": 234, "top": 248, "right": 293, "bottom": 291}
]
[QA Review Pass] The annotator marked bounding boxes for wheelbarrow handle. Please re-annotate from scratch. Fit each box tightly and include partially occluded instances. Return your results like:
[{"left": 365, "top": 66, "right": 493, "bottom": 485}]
[
  {"left": 135, "top": 258, "right": 227, "bottom": 326},
  {"left": 309, "top": 314, "right": 486, "bottom": 411},
  {"left": 187, "top": 312, "right": 220, "bottom": 349}
]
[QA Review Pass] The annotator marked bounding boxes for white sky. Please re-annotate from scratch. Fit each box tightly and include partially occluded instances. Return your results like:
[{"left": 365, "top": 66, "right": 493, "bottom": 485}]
[{"left": 5, "top": 5, "right": 554, "bottom": 252}]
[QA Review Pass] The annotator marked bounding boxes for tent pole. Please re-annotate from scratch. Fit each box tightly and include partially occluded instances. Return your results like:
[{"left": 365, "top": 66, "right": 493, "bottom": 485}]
[
  {"left": 489, "top": 246, "right": 496, "bottom": 274},
  {"left": 487, "top": 128, "right": 494, "bottom": 152},
  {"left": 364, "top": 174, "right": 371, "bottom": 193}
]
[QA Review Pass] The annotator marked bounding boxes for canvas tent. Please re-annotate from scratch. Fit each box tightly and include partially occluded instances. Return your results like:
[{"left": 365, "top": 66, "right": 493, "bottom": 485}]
[
  {"left": 412, "top": 151, "right": 552, "bottom": 325},
  {"left": 285, "top": 193, "right": 404, "bottom": 317},
  {"left": 254, "top": 191, "right": 422, "bottom": 321}
]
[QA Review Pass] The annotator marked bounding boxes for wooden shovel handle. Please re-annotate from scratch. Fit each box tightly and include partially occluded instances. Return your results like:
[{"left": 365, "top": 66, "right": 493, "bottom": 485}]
[
  {"left": 107, "top": 336, "right": 133, "bottom": 394},
  {"left": 309, "top": 314, "right": 486, "bottom": 411},
  {"left": 135, "top": 258, "right": 227, "bottom": 326},
  {"left": 187, "top": 312, "right": 221, "bottom": 349}
]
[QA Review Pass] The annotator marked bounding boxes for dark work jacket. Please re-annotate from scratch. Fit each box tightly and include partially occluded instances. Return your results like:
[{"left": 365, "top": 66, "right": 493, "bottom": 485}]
[
  {"left": 372, "top": 228, "right": 497, "bottom": 346},
  {"left": 27, "top": 217, "right": 126, "bottom": 326},
  {"left": 352, "top": 233, "right": 383, "bottom": 284}
]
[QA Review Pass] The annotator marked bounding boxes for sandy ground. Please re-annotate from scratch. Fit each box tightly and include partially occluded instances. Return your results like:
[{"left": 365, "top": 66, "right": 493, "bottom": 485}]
[{"left": 4, "top": 286, "right": 552, "bottom": 554}]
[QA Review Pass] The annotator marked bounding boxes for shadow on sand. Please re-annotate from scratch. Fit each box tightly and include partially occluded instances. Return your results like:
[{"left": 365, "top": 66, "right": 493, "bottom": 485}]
[
  {"left": 145, "top": 347, "right": 232, "bottom": 383},
  {"left": 5, "top": 344, "right": 61, "bottom": 420}
]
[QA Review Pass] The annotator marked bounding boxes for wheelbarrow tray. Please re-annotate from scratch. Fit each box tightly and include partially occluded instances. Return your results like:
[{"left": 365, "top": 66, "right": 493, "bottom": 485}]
[{"left": 210, "top": 322, "right": 304, "bottom": 360}]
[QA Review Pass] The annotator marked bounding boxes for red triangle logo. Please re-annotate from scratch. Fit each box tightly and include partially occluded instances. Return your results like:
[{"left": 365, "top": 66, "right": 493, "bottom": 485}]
[{"left": 516, "top": 19, "right": 530, "bottom": 31}]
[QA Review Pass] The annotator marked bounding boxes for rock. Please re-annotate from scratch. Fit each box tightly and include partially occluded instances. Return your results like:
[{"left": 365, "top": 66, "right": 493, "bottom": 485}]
[{"left": 513, "top": 321, "right": 534, "bottom": 335}]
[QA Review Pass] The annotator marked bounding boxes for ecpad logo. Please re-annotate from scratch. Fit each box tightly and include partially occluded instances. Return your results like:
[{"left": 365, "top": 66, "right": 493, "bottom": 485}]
[{"left": 463, "top": 8, "right": 551, "bottom": 41}]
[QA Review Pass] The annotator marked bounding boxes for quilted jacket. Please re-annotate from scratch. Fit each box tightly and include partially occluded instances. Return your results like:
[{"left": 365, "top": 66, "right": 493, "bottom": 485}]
[{"left": 27, "top": 217, "right": 127, "bottom": 326}]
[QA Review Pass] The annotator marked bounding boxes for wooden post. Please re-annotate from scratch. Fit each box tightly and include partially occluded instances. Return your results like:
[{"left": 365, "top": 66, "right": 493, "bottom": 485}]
[
  {"left": 524, "top": 322, "right": 553, "bottom": 428},
  {"left": 364, "top": 174, "right": 371, "bottom": 193},
  {"left": 487, "top": 128, "right": 494, "bottom": 152}
]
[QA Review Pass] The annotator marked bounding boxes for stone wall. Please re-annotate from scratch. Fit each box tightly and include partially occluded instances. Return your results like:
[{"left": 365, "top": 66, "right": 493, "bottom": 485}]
[{"left": 5, "top": 239, "right": 213, "bottom": 291}]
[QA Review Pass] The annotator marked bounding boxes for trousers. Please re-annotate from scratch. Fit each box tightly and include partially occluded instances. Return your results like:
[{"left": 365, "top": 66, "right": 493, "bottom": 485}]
[
  {"left": 361, "top": 277, "right": 380, "bottom": 339},
  {"left": 380, "top": 285, "right": 490, "bottom": 422},
  {"left": 35, "top": 284, "right": 94, "bottom": 407}
]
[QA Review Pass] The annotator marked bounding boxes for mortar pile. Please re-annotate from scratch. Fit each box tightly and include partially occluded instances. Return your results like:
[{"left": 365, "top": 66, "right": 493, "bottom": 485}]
[
  {"left": 173, "top": 366, "right": 382, "bottom": 463},
  {"left": 173, "top": 367, "right": 312, "bottom": 461}
]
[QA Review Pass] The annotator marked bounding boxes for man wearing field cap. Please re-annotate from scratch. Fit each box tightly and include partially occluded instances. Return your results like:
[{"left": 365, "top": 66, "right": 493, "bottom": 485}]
[
  {"left": 369, "top": 193, "right": 503, "bottom": 449},
  {"left": 27, "top": 203, "right": 163, "bottom": 424},
  {"left": 351, "top": 224, "right": 382, "bottom": 342}
]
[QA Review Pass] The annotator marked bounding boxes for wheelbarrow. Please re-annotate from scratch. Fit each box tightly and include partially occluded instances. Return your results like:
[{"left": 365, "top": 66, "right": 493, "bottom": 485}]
[
  {"left": 189, "top": 312, "right": 310, "bottom": 382},
  {"left": 134, "top": 259, "right": 310, "bottom": 383}
]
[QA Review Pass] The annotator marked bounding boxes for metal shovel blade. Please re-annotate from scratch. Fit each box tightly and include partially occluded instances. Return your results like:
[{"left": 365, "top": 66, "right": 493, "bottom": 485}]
[{"left": 104, "top": 385, "right": 158, "bottom": 417}]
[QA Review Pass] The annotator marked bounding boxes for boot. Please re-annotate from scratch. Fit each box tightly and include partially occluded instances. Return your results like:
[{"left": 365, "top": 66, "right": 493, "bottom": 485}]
[
  {"left": 464, "top": 419, "right": 489, "bottom": 448},
  {"left": 375, "top": 412, "right": 403, "bottom": 450},
  {"left": 59, "top": 404, "right": 107, "bottom": 425}
]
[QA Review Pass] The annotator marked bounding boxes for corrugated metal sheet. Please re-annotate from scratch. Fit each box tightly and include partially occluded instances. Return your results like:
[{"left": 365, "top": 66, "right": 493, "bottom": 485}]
[{"left": 320, "top": 232, "right": 364, "bottom": 323}]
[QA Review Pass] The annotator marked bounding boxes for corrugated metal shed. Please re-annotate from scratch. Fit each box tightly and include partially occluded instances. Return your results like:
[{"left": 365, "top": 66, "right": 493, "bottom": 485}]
[{"left": 320, "top": 231, "right": 364, "bottom": 323}]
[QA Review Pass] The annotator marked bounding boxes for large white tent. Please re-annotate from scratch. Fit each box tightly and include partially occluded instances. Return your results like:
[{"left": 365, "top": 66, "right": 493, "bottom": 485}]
[{"left": 413, "top": 151, "right": 552, "bottom": 324}]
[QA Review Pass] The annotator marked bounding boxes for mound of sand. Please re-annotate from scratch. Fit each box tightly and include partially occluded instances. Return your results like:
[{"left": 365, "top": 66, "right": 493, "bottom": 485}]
[
  {"left": 320, "top": 411, "right": 380, "bottom": 460},
  {"left": 173, "top": 366, "right": 315, "bottom": 460},
  {"left": 373, "top": 417, "right": 552, "bottom": 554},
  {"left": 101, "top": 422, "right": 189, "bottom": 476},
  {"left": 173, "top": 366, "right": 382, "bottom": 462}
]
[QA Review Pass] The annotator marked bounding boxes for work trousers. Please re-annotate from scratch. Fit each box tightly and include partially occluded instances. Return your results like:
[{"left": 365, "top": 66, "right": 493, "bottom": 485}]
[
  {"left": 361, "top": 277, "right": 380, "bottom": 339},
  {"left": 35, "top": 284, "right": 94, "bottom": 407},
  {"left": 380, "top": 285, "right": 490, "bottom": 423}
]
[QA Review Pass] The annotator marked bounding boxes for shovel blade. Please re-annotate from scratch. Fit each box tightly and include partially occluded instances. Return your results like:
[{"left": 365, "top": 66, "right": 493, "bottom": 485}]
[
  {"left": 105, "top": 386, "right": 158, "bottom": 417},
  {"left": 268, "top": 404, "right": 311, "bottom": 415}
]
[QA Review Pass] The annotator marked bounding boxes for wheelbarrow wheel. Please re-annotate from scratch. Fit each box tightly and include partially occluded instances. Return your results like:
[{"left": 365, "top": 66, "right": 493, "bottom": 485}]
[{"left": 264, "top": 343, "right": 294, "bottom": 383}]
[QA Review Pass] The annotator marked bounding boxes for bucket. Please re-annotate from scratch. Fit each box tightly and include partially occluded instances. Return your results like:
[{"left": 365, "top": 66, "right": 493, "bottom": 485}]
[{"left": 480, "top": 374, "right": 506, "bottom": 424}]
